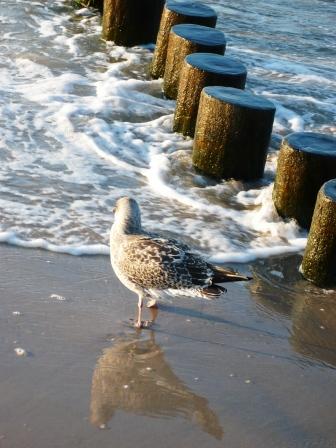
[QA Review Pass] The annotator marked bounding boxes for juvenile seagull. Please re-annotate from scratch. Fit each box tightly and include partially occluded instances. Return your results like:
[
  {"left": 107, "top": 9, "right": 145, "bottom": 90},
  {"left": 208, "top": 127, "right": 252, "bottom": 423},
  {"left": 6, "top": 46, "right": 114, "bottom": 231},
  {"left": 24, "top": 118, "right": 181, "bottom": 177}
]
[{"left": 110, "top": 197, "right": 252, "bottom": 328}]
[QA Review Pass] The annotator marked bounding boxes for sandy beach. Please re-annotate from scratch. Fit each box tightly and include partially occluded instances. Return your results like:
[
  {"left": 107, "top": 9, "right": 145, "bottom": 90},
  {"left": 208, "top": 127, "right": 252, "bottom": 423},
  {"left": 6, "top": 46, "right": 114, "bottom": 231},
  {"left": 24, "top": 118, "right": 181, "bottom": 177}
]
[{"left": 1, "top": 244, "right": 336, "bottom": 448}]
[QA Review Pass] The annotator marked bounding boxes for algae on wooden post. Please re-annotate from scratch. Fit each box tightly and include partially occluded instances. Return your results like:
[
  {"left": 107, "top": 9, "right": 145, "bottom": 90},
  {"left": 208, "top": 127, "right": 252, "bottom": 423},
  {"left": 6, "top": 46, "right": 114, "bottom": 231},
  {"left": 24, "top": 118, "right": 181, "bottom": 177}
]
[
  {"left": 102, "top": 0, "right": 164, "bottom": 46},
  {"left": 150, "top": 1, "right": 217, "bottom": 79},
  {"left": 192, "top": 87, "right": 275, "bottom": 181},
  {"left": 163, "top": 24, "right": 226, "bottom": 99},
  {"left": 301, "top": 179, "right": 336, "bottom": 287},
  {"left": 273, "top": 132, "right": 336, "bottom": 229},
  {"left": 174, "top": 53, "right": 247, "bottom": 137}
]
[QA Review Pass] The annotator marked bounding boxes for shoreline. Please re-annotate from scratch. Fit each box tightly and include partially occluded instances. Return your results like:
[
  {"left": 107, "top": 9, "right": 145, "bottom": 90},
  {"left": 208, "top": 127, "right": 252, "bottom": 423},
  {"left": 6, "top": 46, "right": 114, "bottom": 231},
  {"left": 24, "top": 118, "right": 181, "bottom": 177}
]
[{"left": 0, "top": 230, "right": 307, "bottom": 264}]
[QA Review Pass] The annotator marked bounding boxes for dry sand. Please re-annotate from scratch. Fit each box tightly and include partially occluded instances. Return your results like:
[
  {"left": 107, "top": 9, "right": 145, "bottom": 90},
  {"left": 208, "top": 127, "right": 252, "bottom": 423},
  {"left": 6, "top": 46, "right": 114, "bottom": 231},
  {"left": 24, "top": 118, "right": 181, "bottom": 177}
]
[{"left": 0, "top": 244, "right": 336, "bottom": 448}]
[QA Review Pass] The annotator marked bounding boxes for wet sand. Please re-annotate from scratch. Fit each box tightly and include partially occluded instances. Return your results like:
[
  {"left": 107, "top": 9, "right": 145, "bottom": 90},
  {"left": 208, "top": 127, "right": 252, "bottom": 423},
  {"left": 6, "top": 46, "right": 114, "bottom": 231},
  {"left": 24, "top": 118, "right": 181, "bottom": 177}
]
[{"left": 0, "top": 244, "right": 336, "bottom": 448}]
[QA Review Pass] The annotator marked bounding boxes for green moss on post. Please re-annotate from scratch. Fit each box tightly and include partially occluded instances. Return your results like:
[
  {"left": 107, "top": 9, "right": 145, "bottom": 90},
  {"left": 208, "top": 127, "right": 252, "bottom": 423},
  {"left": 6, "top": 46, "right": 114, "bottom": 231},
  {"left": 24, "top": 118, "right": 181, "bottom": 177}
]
[
  {"left": 301, "top": 179, "right": 336, "bottom": 287},
  {"left": 174, "top": 53, "right": 247, "bottom": 137},
  {"left": 163, "top": 24, "right": 226, "bottom": 100},
  {"left": 102, "top": 0, "right": 164, "bottom": 46},
  {"left": 192, "top": 87, "right": 275, "bottom": 181},
  {"left": 150, "top": 1, "right": 217, "bottom": 79},
  {"left": 273, "top": 132, "right": 336, "bottom": 229}
]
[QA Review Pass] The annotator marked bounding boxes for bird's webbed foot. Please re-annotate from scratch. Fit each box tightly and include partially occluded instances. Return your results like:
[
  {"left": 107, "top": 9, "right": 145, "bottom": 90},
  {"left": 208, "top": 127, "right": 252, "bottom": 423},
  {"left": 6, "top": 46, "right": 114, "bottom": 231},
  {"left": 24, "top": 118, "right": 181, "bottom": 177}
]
[
  {"left": 134, "top": 319, "right": 154, "bottom": 329},
  {"left": 132, "top": 304, "right": 158, "bottom": 329},
  {"left": 133, "top": 294, "right": 158, "bottom": 329}
]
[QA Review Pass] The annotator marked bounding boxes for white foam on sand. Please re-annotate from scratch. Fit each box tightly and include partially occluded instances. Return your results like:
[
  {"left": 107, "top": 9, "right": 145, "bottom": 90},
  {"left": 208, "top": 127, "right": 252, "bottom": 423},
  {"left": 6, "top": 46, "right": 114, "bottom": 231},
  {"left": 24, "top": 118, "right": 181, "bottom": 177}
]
[
  {"left": 0, "top": 0, "right": 334, "bottom": 263},
  {"left": 14, "top": 348, "right": 27, "bottom": 357}
]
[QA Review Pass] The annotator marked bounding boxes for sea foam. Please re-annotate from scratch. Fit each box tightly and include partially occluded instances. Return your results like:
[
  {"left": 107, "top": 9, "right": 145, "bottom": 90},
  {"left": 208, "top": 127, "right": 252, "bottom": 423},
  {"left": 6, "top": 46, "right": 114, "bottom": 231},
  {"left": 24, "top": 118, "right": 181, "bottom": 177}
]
[{"left": 0, "top": 0, "right": 334, "bottom": 263}]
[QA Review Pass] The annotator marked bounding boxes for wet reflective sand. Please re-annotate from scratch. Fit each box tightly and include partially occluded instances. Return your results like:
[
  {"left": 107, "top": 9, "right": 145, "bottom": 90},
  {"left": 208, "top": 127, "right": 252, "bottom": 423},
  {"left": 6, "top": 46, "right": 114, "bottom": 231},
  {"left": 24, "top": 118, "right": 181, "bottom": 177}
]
[
  {"left": 1, "top": 246, "right": 336, "bottom": 447},
  {"left": 251, "top": 254, "right": 336, "bottom": 368}
]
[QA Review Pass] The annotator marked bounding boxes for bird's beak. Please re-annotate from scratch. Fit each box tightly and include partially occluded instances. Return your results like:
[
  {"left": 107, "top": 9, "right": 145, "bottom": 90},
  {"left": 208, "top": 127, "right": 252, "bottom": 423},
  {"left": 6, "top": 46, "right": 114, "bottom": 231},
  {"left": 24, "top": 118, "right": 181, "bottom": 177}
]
[{"left": 112, "top": 207, "right": 116, "bottom": 214}]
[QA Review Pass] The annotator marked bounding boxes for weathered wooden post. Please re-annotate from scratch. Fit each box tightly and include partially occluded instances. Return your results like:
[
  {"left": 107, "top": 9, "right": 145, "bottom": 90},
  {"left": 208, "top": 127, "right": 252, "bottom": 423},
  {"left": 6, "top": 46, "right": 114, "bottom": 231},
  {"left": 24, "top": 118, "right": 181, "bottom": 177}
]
[
  {"left": 102, "top": 0, "right": 164, "bottom": 46},
  {"left": 174, "top": 53, "right": 247, "bottom": 137},
  {"left": 273, "top": 132, "right": 336, "bottom": 229},
  {"left": 192, "top": 86, "right": 275, "bottom": 180},
  {"left": 301, "top": 179, "right": 336, "bottom": 286},
  {"left": 150, "top": 1, "right": 217, "bottom": 79},
  {"left": 163, "top": 24, "right": 226, "bottom": 99}
]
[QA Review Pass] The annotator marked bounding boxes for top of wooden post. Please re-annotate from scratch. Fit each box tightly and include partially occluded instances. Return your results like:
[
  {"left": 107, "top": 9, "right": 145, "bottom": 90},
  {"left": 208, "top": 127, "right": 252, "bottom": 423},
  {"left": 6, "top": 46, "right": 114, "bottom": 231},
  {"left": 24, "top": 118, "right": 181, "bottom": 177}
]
[
  {"left": 323, "top": 178, "right": 336, "bottom": 200},
  {"left": 284, "top": 132, "right": 336, "bottom": 157},
  {"left": 166, "top": 0, "right": 217, "bottom": 19},
  {"left": 202, "top": 86, "right": 275, "bottom": 111},
  {"left": 185, "top": 53, "right": 247, "bottom": 77},
  {"left": 171, "top": 23, "right": 226, "bottom": 47}
]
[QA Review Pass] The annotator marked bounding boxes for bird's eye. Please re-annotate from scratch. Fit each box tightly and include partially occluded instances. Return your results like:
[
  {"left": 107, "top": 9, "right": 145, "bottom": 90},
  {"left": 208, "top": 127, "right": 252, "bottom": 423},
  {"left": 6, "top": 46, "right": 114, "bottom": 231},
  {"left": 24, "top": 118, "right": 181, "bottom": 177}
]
[{"left": 112, "top": 207, "right": 116, "bottom": 214}]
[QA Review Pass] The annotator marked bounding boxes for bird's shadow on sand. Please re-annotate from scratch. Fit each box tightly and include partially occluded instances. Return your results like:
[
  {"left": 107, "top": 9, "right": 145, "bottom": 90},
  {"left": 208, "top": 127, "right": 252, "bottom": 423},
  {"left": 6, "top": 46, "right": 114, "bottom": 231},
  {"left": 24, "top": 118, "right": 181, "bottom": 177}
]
[
  {"left": 156, "top": 303, "right": 316, "bottom": 366},
  {"left": 159, "top": 303, "right": 287, "bottom": 341}
]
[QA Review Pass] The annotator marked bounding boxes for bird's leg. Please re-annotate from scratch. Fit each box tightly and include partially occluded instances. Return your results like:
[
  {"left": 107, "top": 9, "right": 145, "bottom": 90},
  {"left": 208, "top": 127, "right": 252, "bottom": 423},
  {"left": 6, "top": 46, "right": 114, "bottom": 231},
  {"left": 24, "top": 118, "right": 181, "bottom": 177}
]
[
  {"left": 135, "top": 294, "right": 144, "bottom": 328},
  {"left": 148, "top": 306, "right": 158, "bottom": 324}
]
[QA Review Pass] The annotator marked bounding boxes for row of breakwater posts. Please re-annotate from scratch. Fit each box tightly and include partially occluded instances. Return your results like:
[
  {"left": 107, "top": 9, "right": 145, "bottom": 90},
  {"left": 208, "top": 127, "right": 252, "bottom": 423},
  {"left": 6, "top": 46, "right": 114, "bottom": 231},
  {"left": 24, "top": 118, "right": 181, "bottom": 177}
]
[{"left": 79, "top": 0, "right": 336, "bottom": 287}]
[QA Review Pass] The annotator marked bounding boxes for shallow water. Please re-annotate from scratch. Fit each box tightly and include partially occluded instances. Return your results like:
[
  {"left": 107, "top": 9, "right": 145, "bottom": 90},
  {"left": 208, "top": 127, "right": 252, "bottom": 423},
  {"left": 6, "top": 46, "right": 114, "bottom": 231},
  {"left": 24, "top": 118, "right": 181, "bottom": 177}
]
[{"left": 0, "top": 0, "right": 335, "bottom": 261}]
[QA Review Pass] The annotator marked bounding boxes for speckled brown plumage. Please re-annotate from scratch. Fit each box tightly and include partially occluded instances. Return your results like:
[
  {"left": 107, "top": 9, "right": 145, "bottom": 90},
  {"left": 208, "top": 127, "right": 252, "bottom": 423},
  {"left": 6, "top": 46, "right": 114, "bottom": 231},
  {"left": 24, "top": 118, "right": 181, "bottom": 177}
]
[{"left": 115, "top": 235, "right": 214, "bottom": 292}]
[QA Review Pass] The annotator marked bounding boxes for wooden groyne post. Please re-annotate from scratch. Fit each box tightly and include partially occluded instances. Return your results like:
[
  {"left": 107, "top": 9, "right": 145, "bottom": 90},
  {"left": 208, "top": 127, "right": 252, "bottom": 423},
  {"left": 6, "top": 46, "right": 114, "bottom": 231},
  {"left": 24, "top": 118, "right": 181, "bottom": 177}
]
[
  {"left": 102, "top": 0, "right": 164, "bottom": 46},
  {"left": 192, "top": 86, "right": 275, "bottom": 180},
  {"left": 301, "top": 179, "right": 336, "bottom": 286},
  {"left": 273, "top": 132, "right": 336, "bottom": 229},
  {"left": 150, "top": 0, "right": 217, "bottom": 79},
  {"left": 174, "top": 53, "right": 247, "bottom": 137},
  {"left": 163, "top": 24, "right": 226, "bottom": 99}
]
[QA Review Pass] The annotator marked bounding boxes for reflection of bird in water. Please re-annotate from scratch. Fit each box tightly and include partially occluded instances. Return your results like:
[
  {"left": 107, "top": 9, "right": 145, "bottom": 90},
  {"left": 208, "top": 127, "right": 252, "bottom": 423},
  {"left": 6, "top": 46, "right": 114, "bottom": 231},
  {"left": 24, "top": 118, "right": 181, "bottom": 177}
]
[
  {"left": 110, "top": 197, "right": 251, "bottom": 327},
  {"left": 90, "top": 330, "right": 223, "bottom": 440}
]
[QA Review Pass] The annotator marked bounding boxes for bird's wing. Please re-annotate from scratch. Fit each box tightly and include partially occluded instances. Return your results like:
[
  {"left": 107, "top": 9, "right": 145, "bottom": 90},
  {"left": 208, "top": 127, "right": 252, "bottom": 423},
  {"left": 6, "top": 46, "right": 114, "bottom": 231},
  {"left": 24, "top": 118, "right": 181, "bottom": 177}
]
[{"left": 118, "top": 236, "right": 213, "bottom": 290}]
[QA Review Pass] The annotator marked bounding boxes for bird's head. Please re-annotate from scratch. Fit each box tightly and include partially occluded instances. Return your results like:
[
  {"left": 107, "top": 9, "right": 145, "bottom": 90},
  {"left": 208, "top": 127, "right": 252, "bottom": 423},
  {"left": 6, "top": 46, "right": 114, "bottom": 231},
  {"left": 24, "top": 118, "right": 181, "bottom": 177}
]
[{"left": 112, "top": 197, "right": 142, "bottom": 234}]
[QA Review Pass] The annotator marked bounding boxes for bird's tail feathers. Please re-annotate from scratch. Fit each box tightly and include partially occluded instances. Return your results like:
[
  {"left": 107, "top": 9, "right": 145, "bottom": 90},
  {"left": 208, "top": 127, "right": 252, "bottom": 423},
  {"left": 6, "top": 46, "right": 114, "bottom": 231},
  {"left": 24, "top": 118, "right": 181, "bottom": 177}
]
[{"left": 211, "top": 265, "right": 252, "bottom": 283}]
